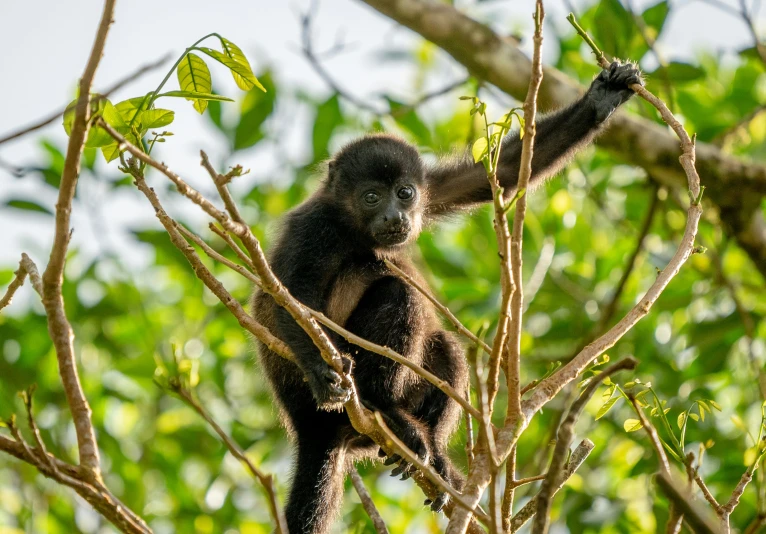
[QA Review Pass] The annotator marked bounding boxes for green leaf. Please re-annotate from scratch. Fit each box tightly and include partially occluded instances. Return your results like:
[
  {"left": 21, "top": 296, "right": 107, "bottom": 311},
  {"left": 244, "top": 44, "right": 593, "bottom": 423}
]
[
  {"left": 624, "top": 419, "right": 644, "bottom": 432},
  {"left": 196, "top": 47, "right": 265, "bottom": 92},
  {"left": 138, "top": 109, "right": 175, "bottom": 129},
  {"left": 689, "top": 412, "right": 699, "bottom": 422},
  {"left": 218, "top": 37, "right": 265, "bottom": 92},
  {"left": 677, "top": 412, "right": 686, "bottom": 430},
  {"left": 63, "top": 96, "right": 127, "bottom": 147},
  {"left": 596, "top": 395, "right": 620, "bottom": 420},
  {"left": 472, "top": 137, "right": 488, "bottom": 163},
  {"left": 157, "top": 91, "right": 234, "bottom": 102},
  {"left": 115, "top": 95, "right": 151, "bottom": 123},
  {"left": 709, "top": 400, "right": 722, "bottom": 411},
  {"left": 177, "top": 53, "right": 212, "bottom": 113},
  {"left": 4, "top": 199, "right": 52, "bottom": 215},
  {"left": 101, "top": 143, "right": 121, "bottom": 163}
]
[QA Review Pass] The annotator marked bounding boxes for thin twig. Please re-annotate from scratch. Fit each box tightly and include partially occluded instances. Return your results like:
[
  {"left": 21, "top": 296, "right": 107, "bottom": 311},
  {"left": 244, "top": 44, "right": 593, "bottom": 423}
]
[
  {"left": 532, "top": 357, "right": 637, "bottom": 534},
  {"left": 172, "top": 384, "right": 288, "bottom": 534},
  {"left": 629, "top": 394, "right": 671, "bottom": 474},
  {"left": 510, "top": 440, "right": 595, "bottom": 532},
  {"left": 350, "top": 468, "right": 390, "bottom": 534},
  {"left": 0, "top": 253, "right": 41, "bottom": 311}
]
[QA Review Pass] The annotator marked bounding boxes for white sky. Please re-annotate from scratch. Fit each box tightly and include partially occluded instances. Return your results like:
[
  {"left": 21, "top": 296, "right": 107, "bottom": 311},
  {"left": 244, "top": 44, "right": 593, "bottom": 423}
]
[{"left": 0, "top": 0, "right": 762, "bottom": 269}]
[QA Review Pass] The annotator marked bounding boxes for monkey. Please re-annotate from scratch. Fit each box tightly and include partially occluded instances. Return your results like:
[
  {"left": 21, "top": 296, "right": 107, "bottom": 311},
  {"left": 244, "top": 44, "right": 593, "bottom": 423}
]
[{"left": 252, "top": 61, "right": 643, "bottom": 534}]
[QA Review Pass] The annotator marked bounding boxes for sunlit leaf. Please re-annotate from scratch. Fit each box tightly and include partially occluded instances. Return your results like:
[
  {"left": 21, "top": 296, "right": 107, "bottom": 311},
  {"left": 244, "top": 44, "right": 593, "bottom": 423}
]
[
  {"left": 218, "top": 37, "right": 264, "bottom": 92},
  {"left": 624, "top": 419, "right": 644, "bottom": 432},
  {"left": 177, "top": 53, "right": 212, "bottom": 113},
  {"left": 596, "top": 395, "right": 620, "bottom": 420},
  {"left": 138, "top": 109, "right": 175, "bottom": 129},
  {"left": 197, "top": 47, "right": 265, "bottom": 92},
  {"left": 472, "top": 137, "right": 488, "bottom": 163},
  {"left": 157, "top": 90, "right": 234, "bottom": 102}
]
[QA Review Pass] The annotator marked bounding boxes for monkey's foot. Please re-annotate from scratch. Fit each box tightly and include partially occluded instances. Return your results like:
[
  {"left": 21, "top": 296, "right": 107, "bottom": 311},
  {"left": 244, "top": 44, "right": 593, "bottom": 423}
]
[{"left": 424, "top": 492, "right": 450, "bottom": 513}]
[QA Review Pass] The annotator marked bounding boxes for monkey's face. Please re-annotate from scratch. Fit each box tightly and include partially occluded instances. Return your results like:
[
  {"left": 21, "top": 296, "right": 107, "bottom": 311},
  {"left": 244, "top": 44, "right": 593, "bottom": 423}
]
[
  {"left": 328, "top": 135, "right": 426, "bottom": 249},
  {"left": 358, "top": 180, "right": 423, "bottom": 248}
]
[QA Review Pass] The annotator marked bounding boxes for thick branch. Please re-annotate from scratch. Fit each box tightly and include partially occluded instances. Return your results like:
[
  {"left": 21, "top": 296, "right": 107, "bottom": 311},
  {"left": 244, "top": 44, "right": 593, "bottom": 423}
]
[{"left": 40, "top": 0, "right": 116, "bottom": 480}]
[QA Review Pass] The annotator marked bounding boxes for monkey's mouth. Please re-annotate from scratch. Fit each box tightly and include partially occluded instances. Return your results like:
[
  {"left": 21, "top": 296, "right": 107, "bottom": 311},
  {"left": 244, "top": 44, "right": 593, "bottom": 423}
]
[{"left": 375, "top": 228, "right": 410, "bottom": 246}]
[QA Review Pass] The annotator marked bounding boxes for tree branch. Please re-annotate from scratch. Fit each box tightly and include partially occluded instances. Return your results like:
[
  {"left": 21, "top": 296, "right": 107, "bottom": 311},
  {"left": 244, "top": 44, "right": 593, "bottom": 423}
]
[
  {"left": 356, "top": 0, "right": 766, "bottom": 280},
  {"left": 350, "top": 468, "right": 391, "bottom": 534},
  {"left": 169, "top": 381, "right": 288, "bottom": 534},
  {"left": 40, "top": 0, "right": 117, "bottom": 481}
]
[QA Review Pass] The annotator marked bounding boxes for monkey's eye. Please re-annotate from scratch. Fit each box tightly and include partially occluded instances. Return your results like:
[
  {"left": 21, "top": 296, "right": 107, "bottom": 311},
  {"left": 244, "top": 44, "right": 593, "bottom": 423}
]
[
  {"left": 363, "top": 192, "right": 380, "bottom": 205},
  {"left": 397, "top": 186, "right": 415, "bottom": 200}
]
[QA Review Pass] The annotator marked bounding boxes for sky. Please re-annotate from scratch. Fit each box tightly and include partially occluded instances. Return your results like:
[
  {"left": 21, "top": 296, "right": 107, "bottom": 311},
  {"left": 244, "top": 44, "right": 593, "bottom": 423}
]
[{"left": 0, "top": 0, "right": 763, "bottom": 271}]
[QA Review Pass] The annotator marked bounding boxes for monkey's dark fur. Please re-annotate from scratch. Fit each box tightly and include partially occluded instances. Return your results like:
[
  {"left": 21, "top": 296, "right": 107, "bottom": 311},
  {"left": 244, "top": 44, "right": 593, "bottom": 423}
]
[{"left": 252, "top": 61, "right": 643, "bottom": 534}]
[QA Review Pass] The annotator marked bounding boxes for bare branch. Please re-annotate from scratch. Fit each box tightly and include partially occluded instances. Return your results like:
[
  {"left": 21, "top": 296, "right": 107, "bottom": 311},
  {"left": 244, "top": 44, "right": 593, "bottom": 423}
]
[
  {"left": 40, "top": 0, "right": 117, "bottom": 480},
  {"left": 532, "top": 357, "right": 637, "bottom": 534},
  {"left": 131, "top": 173, "right": 294, "bottom": 361},
  {"left": 350, "top": 468, "right": 390, "bottom": 534},
  {"left": 628, "top": 394, "right": 671, "bottom": 474},
  {"left": 0, "top": 53, "right": 169, "bottom": 147},
  {"left": 0, "top": 253, "right": 41, "bottom": 311},
  {"left": 1, "top": 419, "right": 150, "bottom": 533},
  {"left": 170, "top": 383, "right": 288, "bottom": 534},
  {"left": 510, "top": 440, "right": 595, "bottom": 532}
]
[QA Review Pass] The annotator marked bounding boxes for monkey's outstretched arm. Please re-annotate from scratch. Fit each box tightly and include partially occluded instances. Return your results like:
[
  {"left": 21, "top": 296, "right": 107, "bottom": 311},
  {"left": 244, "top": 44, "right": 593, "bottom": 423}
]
[{"left": 425, "top": 61, "right": 643, "bottom": 216}]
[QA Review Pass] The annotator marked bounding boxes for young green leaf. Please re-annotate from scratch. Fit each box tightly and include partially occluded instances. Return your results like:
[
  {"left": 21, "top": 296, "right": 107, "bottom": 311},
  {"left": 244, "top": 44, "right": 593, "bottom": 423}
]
[
  {"left": 218, "top": 37, "right": 262, "bottom": 91},
  {"left": 101, "top": 143, "right": 121, "bottom": 163},
  {"left": 115, "top": 95, "right": 151, "bottom": 123},
  {"left": 472, "top": 137, "right": 488, "bottom": 163},
  {"left": 677, "top": 412, "right": 686, "bottom": 430},
  {"left": 624, "top": 419, "right": 644, "bottom": 432},
  {"left": 177, "top": 53, "right": 212, "bottom": 113},
  {"left": 138, "top": 109, "right": 175, "bottom": 129},
  {"left": 197, "top": 47, "right": 265, "bottom": 92},
  {"left": 596, "top": 395, "right": 620, "bottom": 420}
]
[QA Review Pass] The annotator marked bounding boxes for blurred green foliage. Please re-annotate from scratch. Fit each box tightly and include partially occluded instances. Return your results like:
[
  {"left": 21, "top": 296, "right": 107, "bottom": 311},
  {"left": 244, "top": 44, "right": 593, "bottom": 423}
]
[{"left": 2, "top": 0, "right": 766, "bottom": 533}]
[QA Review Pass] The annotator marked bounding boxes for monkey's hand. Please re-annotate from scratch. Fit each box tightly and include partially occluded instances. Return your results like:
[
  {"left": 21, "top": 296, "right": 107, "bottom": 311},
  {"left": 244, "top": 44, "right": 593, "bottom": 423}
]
[
  {"left": 304, "top": 355, "right": 353, "bottom": 410},
  {"left": 585, "top": 60, "right": 644, "bottom": 123}
]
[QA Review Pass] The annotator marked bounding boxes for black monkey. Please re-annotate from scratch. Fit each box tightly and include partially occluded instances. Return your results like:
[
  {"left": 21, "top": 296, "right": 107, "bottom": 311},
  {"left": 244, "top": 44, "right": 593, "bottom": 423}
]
[{"left": 252, "top": 61, "right": 643, "bottom": 534}]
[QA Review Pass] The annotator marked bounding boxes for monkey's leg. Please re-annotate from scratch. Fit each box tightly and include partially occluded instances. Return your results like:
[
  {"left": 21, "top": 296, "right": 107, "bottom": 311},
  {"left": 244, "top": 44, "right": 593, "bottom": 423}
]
[
  {"left": 285, "top": 432, "right": 347, "bottom": 534},
  {"left": 342, "top": 276, "right": 432, "bottom": 464},
  {"left": 413, "top": 330, "right": 469, "bottom": 510}
]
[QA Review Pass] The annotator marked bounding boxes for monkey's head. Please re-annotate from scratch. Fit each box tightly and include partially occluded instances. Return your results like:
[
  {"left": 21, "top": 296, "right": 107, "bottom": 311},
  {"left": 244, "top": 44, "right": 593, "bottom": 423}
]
[{"left": 326, "top": 134, "right": 425, "bottom": 249}]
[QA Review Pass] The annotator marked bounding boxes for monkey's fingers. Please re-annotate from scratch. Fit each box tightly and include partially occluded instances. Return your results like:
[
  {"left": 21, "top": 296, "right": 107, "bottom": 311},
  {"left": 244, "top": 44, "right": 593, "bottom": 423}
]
[
  {"left": 383, "top": 454, "right": 402, "bottom": 466},
  {"left": 390, "top": 461, "right": 410, "bottom": 477}
]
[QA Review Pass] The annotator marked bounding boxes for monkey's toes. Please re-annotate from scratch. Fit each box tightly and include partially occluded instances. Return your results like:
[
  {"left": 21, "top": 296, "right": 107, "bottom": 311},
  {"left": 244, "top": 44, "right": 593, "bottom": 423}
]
[{"left": 430, "top": 492, "right": 450, "bottom": 513}]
